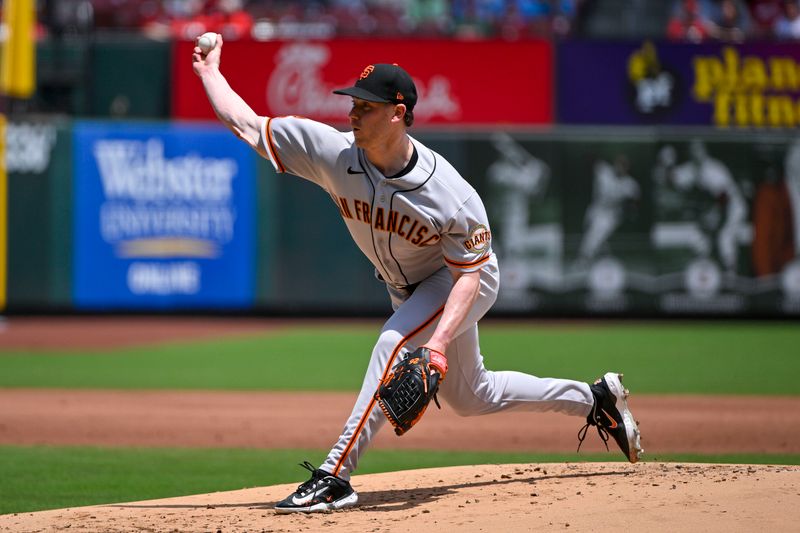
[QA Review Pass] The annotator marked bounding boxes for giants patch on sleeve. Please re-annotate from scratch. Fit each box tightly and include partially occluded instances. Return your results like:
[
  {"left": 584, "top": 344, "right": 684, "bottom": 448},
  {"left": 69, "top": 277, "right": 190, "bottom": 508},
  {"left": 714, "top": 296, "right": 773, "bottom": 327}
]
[{"left": 463, "top": 224, "right": 491, "bottom": 254}]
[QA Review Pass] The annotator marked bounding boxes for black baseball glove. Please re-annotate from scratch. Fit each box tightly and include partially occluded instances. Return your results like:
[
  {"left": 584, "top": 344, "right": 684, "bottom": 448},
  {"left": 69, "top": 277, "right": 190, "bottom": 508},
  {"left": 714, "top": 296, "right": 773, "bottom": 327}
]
[{"left": 375, "top": 346, "right": 448, "bottom": 436}]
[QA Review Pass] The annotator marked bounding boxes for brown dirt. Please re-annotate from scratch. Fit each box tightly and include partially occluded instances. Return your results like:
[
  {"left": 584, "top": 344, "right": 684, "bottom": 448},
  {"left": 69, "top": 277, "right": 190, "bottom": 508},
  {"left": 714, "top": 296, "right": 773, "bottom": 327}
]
[
  {"left": 0, "top": 316, "right": 285, "bottom": 350},
  {"left": 1, "top": 316, "right": 799, "bottom": 531},
  {"left": 1, "top": 463, "right": 798, "bottom": 533},
  {"left": 1, "top": 389, "right": 799, "bottom": 455}
]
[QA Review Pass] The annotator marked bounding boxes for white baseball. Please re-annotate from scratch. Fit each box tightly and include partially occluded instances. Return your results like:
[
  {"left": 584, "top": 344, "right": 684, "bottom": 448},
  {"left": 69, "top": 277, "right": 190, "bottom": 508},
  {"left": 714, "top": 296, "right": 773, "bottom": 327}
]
[{"left": 196, "top": 32, "right": 217, "bottom": 54}]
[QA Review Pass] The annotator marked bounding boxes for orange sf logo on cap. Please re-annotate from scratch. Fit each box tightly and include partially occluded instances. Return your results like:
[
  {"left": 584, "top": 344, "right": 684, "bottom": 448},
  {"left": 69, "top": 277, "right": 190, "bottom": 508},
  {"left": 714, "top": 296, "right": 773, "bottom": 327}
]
[{"left": 359, "top": 65, "right": 375, "bottom": 80}]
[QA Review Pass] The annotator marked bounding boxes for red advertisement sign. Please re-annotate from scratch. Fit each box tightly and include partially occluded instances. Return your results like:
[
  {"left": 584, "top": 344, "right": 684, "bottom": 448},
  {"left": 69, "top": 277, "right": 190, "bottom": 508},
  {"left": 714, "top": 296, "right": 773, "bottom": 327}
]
[{"left": 172, "top": 39, "right": 553, "bottom": 126}]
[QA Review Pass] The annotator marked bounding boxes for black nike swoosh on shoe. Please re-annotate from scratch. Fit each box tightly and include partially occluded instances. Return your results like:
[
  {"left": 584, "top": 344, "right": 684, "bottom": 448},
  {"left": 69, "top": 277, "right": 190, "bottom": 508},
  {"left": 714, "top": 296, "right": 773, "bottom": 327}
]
[
  {"left": 601, "top": 408, "right": 619, "bottom": 429},
  {"left": 347, "top": 166, "right": 365, "bottom": 174}
]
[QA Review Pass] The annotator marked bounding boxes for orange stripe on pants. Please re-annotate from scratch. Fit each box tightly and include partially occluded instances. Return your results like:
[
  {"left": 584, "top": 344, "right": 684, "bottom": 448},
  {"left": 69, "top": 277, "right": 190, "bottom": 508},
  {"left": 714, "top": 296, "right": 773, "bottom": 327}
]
[{"left": 332, "top": 305, "right": 444, "bottom": 477}]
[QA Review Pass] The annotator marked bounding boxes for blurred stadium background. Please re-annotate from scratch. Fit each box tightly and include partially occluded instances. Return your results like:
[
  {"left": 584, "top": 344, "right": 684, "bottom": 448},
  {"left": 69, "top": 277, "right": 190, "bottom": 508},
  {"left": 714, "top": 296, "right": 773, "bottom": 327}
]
[
  {"left": 3, "top": 0, "right": 800, "bottom": 520},
  {"left": 2, "top": 0, "right": 800, "bottom": 318}
]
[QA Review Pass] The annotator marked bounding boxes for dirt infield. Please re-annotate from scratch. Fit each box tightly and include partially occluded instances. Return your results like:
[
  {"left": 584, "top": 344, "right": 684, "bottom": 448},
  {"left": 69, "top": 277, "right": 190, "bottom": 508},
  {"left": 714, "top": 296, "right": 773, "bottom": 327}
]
[
  {"left": 1, "top": 317, "right": 799, "bottom": 531},
  {"left": 1, "top": 463, "right": 798, "bottom": 533},
  {"left": 2, "top": 316, "right": 799, "bottom": 454},
  {"left": 1, "top": 389, "right": 799, "bottom": 454},
  {"left": 0, "top": 317, "right": 286, "bottom": 350}
]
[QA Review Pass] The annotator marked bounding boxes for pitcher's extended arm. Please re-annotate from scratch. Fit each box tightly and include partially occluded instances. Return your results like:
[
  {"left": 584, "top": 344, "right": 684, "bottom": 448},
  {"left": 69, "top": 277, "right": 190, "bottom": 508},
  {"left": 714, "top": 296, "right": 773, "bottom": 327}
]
[{"left": 192, "top": 34, "right": 266, "bottom": 157}]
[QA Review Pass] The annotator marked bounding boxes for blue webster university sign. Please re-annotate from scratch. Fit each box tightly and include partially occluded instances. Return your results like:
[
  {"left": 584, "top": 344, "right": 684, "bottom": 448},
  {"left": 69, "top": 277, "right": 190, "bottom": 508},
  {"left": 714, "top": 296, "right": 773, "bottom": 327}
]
[{"left": 73, "top": 122, "right": 256, "bottom": 309}]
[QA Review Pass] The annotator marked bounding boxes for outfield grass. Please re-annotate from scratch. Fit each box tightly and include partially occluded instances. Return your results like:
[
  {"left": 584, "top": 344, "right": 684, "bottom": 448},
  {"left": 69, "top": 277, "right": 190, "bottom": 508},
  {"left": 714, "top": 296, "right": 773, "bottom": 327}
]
[
  {"left": 1, "top": 322, "right": 797, "bottom": 515},
  {"left": 0, "top": 322, "right": 798, "bottom": 394},
  {"left": 1, "top": 445, "right": 798, "bottom": 515}
]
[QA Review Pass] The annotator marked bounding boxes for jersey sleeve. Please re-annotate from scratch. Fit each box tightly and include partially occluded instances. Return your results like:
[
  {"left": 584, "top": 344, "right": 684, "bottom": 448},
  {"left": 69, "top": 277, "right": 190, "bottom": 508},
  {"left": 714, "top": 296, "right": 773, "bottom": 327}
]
[
  {"left": 440, "top": 192, "right": 494, "bottom": 273},
  {"left": 260, "top": 116, "right": 350, "bottom": 188}
]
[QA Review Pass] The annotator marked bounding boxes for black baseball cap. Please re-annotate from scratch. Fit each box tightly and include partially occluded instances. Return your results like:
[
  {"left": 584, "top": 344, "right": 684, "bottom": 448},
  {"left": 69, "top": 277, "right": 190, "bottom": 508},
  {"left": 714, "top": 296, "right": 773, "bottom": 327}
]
[{"left": 333, "top": 63, "right": 417, "bottom": 110}]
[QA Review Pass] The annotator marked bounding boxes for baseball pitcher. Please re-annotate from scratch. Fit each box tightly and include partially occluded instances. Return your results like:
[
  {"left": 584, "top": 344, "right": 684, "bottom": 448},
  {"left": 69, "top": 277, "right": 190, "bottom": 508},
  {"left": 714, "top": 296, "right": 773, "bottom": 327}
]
[{"left": 192, "top": 35, "right": 643, "bottom": 514}]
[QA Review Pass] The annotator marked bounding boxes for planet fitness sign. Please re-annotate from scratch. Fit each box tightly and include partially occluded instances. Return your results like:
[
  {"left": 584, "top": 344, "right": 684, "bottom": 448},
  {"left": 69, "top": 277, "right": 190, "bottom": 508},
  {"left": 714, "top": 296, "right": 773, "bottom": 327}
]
[{"left": 558, "top": 40, "right": 800, "bottom": 128}]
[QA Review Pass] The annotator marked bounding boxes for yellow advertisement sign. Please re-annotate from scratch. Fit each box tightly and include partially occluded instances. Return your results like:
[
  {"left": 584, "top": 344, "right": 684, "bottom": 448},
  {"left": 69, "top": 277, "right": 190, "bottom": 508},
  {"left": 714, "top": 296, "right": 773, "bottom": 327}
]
[{"left": 0, "top": 0, "right": 36, "bottom": 98}]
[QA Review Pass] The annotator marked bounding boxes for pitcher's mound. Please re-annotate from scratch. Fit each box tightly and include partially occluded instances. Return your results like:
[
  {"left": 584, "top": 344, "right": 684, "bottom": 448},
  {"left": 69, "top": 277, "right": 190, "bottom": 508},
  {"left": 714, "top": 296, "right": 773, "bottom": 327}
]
[{"left": 2, "top": 462, "right": 798, "bottom": 532}]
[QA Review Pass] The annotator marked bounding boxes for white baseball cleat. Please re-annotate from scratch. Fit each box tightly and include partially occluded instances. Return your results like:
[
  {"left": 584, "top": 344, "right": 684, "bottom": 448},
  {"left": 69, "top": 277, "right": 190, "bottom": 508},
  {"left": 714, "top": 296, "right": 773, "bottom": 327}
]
[{"left": 578, "top": 372, "right": 644, "bottom": 463}]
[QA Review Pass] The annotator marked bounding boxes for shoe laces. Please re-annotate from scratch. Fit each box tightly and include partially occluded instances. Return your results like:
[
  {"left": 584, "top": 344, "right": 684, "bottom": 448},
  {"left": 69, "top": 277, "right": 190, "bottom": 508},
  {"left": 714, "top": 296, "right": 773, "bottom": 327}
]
[
  {"left": 576, "top": 405, "right": 610, "bottom": 453},
  {"left": 576, "top": 422, "right": 611, "bottom": 453},
  {"left": 295, "top": 461, "right": 328, "bottom": 493}
]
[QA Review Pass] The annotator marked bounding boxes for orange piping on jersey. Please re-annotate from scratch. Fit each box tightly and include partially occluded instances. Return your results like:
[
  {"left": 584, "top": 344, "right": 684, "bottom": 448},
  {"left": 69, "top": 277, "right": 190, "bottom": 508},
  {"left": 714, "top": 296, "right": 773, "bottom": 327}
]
[
  {"left": 445, "top": 254, "right": 492, "bottom": 269},
  {"left": 265, "top": 118, "right": 286, "bottom": 173},
  {"left": 332, "top": 304, "right": 445, "bottom": 477}
]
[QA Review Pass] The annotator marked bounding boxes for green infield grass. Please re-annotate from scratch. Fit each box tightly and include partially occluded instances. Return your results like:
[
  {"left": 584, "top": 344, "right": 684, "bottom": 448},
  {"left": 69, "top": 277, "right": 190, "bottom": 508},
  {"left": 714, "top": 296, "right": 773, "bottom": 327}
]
[
  {"left": 1, "top": 445, "right": 798, "bottom": 515},
  {"left": 0, "top": 322, "right": 798, "bottom": 394}
]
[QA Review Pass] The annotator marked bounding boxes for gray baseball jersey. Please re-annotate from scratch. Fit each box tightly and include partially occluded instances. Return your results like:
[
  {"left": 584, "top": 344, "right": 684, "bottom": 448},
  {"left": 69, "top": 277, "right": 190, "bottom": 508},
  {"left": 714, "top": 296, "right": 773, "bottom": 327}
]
[
  {"left": 261, "top": 116, "right": 494, "bottom": 288},
  {"left": 260, "top": 116, "right": 593, "bottom": 480}
]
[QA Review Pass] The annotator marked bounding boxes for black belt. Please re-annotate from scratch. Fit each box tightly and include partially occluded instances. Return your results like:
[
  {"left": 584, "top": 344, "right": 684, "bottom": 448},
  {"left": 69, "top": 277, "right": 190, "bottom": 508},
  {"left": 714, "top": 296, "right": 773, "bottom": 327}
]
[{"left": 375, "top": 270, "right": 418, "bottom": 295}]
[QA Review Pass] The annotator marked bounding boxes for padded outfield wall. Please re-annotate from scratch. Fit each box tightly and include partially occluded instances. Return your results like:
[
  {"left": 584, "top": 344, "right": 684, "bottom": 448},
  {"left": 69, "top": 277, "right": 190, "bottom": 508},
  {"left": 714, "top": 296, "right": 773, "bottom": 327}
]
[
  {"left": 3, "top": 37, "right": 800, "bottom": 316},
  {"left": 5, "top": 117, "right": 799, "bottom": 317}
]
